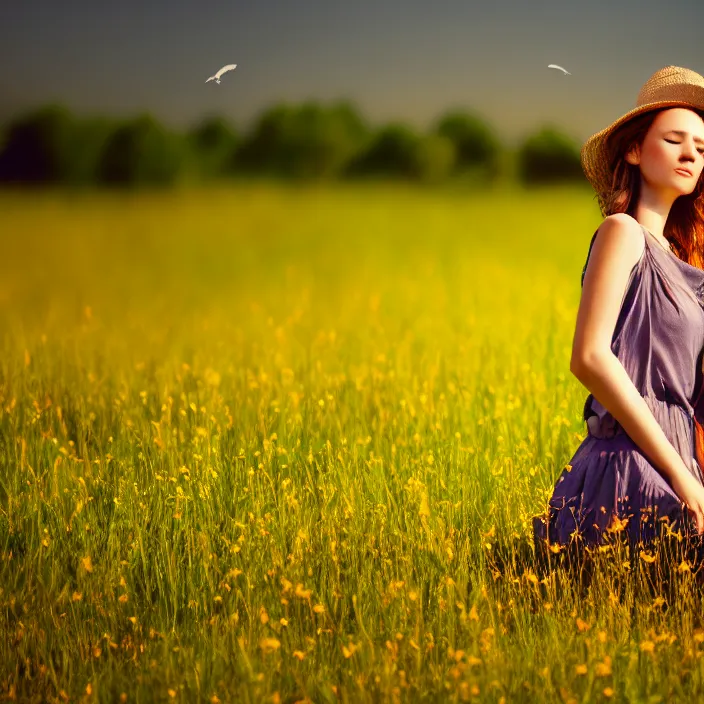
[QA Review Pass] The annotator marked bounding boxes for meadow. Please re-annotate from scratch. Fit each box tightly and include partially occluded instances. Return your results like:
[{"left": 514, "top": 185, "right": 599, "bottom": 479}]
[{"left": 2, "top": 181, "right": 704, "bottom": 703}]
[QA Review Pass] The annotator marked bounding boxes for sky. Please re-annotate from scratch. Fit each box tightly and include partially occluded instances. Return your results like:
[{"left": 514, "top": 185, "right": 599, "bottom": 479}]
[{"left": 1, "top": 0, "right": 702, "bottom": 147}]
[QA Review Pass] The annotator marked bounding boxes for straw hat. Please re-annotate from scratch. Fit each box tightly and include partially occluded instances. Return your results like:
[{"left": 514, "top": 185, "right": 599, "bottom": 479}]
[{"left": 580, "top": 65, "right": 704, "bottom": 199}]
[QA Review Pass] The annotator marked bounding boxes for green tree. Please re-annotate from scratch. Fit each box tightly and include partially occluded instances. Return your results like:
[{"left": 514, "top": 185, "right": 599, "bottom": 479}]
[
  {"left": 516, "top": 126, "right": 584, "bottom": 185},
  {"left": 186, "top": 116, "right": 239, "bottom": 181},
  {"left": 434, "top": 111, "right": 502, "bottom": 179},
  {"left": 412, "top": 134, "right": 456, "bottom": 183},
  {"left": 96, "top": 114, "right": 186, "bottom": 187},
  {"left": 344, "top": 123, "right": 421, "bottom": 179},
  {"left": 236, "top": 101, "right": 368, "bottom": 179},
  {"left": 65, "top": 115, "right": 119, "bottom": 187},
  {"left": 0, "top": 103, "right": 74, "bottom": 184}
]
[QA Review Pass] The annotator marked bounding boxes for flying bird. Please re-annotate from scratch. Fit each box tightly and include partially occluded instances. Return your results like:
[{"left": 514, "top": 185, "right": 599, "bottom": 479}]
[
  {"left": 548, "top": 64, "right": 571, "bottom": 75},
  {"left": 206, "top": 64, "right": 237, "bottom": 84}
]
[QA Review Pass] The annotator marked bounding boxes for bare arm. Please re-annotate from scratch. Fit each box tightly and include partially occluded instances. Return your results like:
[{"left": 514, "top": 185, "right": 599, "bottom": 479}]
[{"left": 570, "top": 213, "right": 691, "bottom": 485}]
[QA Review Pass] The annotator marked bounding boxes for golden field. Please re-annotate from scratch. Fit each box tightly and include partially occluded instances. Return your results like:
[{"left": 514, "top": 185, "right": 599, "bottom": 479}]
[{"left": 2, "top": 182, "right": 704, "bottom": 703}]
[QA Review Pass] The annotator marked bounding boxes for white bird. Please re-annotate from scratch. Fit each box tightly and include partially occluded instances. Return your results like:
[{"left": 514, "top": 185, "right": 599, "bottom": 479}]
[
  {"left": 548, "top": 64, "right": 571, "bottom": 75},
  {"left": 206, "top": 64, "right": 237, "bottom": 84}
]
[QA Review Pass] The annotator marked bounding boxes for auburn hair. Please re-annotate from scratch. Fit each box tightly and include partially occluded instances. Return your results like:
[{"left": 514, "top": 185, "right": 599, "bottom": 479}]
[{"left": 597, "top": 106, "right": 704, "bottom": 270}]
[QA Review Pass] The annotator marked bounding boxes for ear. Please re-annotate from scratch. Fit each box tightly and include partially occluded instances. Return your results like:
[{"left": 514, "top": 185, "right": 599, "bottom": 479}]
[{"left": 625, "top": 144, "right": 640, "bottom": 166}]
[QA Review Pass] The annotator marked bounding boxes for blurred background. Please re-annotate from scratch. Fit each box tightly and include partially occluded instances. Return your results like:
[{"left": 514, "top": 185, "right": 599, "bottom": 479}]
[{"left": 1, "top": 0, "right": 701, "bottom": 189}]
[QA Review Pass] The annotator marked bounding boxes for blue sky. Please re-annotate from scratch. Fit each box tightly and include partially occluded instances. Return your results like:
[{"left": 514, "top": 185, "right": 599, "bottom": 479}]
[{"left": 1, "top": 0, "right": 702, "bottom": 145}]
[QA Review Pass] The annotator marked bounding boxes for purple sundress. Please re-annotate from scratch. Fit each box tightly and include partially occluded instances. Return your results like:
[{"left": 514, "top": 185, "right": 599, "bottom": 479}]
[{"left": 533, "top": 222, "right": 704, "bottom": 548}]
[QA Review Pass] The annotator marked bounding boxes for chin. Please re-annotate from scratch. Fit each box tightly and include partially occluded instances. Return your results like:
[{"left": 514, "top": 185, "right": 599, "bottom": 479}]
[{"left": 670, "top": 179, "right": 695, "bottom": 196}]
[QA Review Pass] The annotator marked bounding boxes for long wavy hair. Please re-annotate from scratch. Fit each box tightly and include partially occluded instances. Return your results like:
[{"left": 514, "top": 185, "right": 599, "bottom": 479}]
[{"left": 598, "top": 106, "right": 704, "bottom": 270}]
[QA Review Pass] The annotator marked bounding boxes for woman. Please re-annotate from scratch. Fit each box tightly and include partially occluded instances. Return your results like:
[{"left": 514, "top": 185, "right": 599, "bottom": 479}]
[{"left": 533, "top": 66, "right": 704, "bottom": 553}]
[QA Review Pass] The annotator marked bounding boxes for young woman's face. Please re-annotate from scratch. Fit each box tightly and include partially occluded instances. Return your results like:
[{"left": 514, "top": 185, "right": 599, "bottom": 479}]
[{"left": 628, "top": 107, "right": 704, "bottom": 198}]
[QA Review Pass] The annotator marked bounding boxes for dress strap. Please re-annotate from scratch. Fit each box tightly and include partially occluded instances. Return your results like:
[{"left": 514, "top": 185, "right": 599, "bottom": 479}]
[{"left": 581, "top": 229, "right": 599, "bottom": 288}]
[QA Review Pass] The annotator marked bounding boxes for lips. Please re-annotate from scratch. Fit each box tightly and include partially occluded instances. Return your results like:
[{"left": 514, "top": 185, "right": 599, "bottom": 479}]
[{"left": 675, "top": 168, "right": 693, "bottom": 177}]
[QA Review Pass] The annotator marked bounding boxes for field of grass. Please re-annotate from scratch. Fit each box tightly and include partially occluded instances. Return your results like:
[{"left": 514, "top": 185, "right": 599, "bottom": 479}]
[{"left": 2, "top": 181, "right": 704, "bottom": 703}]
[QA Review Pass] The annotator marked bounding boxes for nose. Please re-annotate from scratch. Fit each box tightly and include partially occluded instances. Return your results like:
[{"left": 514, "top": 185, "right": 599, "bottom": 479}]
[{"left": 680, "top": 140, "right": 698, "bottom": 162}]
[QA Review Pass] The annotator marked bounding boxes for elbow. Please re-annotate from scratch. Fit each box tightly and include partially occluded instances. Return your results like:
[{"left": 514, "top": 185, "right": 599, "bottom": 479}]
[
  {"left": 569, "top": 356, "right": 586, "bottom": 380},
  {"left": 570, "top": 348, "right": 604, "bottom": 379}
]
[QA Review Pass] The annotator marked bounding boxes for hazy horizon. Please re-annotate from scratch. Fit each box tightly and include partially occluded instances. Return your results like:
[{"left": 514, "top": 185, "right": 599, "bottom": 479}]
[{"left": 1, "top": 0, "right": 702, "bottom": 147}]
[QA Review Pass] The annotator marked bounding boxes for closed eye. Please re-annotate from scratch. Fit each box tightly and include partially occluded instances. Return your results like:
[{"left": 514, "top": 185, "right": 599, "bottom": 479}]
[{"left": 665, "top": 138, "right": 704, "bottom": 155}]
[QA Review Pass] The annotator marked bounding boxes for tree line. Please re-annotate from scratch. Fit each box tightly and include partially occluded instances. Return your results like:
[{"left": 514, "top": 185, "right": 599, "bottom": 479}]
[{"left": 0, "top": 101, "right": 587, "bottom": 187}]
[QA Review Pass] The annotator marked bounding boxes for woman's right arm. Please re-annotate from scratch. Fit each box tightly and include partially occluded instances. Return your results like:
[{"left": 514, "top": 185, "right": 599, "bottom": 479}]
[{"left": 570, "top": 213, "right": 704, "bottom": 532}]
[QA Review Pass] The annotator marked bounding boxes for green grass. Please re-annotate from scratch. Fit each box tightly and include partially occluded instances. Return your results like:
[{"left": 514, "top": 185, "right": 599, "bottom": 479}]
[{"left": 2, "top": 181, "right": 703, "bottom": 703}]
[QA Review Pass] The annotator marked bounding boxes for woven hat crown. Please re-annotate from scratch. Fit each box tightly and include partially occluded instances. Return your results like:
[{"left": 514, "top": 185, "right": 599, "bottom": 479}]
[{"left": 636, "top": 66, "right": 704, "bottom": 106}]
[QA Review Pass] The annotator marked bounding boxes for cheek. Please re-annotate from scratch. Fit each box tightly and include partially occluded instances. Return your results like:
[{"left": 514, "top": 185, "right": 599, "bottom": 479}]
[{"left": 644, "top": 146, "right": 674, "bottom": 175}]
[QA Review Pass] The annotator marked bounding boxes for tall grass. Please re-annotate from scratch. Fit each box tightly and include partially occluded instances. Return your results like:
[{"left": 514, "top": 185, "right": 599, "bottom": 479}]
[{"left": 2, "top": 181, "right": 703, "bottom": 703}]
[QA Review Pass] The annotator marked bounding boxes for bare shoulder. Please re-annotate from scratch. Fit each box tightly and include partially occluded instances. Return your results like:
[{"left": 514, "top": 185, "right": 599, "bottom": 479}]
[
  {"left": 596, "top": 213, "right": 645, "bottom": 254},
  {"left": 587, "top": 213, "right": 645, "bottom": 275}
]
